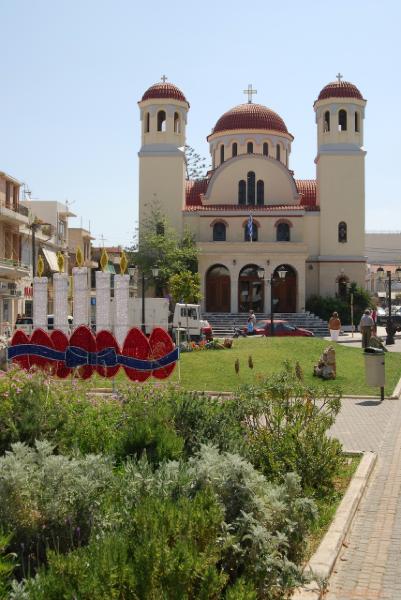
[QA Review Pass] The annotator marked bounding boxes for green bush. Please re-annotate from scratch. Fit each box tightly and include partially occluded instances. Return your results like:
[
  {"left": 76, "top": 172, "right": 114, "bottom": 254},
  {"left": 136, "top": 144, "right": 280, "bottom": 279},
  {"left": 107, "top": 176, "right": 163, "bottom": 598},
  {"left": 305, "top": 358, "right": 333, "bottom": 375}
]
[
  {"left": 306, "top": 283, "right": 373, "bottom": 326},
  {"left": 229, "top": 366, "right": 344, "bottom": 497}
]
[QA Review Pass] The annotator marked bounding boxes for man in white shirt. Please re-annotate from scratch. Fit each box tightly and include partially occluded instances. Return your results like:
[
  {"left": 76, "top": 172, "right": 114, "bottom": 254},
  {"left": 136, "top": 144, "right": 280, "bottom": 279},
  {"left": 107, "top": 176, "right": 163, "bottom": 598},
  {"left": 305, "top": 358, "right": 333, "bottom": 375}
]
[{"left": 359, "top": 309, "right": 374, "bottom": 349}]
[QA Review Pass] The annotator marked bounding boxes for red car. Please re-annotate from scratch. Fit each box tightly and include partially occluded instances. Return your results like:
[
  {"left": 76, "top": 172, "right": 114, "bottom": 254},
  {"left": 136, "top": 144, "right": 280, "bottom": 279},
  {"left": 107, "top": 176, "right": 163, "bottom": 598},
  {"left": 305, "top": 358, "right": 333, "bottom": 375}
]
[{"left": 243, "top": 319, "right": 314, "bottom": 337}]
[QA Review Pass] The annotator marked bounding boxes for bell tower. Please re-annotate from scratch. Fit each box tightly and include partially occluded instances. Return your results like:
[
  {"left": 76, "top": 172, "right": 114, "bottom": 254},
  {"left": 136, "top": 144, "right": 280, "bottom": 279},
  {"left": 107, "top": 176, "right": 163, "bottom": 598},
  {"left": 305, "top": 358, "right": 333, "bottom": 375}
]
[
  {"left": 314, "top": 75, "right": 367, "bottom": 292},
  {"left": 138, "top": 78, "right": 189, "bottom": 234}
]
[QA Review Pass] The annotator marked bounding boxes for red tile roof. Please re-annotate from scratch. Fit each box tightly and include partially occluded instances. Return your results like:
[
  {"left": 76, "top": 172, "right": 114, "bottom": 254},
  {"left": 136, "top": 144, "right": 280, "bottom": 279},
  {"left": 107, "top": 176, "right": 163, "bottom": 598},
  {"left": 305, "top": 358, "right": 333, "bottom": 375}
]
[
  {"left": 184, "top": 204, "right": 306, "bottom": 213},
  {"left": 317, "top": 81, "right": 364, "bottom": 102},
  {"left": 185, "top": 179, "right": 209, "bottom": 206},
  {"left": 141, "top": 82, "right": 188, "bottom": 104},
  {"left": 210, "top": 103, "right": 289, "bottom": 137},
  {"left": 295, "top": 179, "right": 316, "bottom": 206}
]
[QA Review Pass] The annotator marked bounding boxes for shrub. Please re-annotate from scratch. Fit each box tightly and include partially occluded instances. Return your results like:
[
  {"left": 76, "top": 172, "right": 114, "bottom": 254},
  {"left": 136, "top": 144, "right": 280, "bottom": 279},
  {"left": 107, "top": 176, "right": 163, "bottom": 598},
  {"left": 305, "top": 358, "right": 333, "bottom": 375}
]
[
  {"left": 229, "top": 365, "right": 344, "bottom": 497},
  {"left": 306, "top": 284, "right": 373, "bottom": 326}
]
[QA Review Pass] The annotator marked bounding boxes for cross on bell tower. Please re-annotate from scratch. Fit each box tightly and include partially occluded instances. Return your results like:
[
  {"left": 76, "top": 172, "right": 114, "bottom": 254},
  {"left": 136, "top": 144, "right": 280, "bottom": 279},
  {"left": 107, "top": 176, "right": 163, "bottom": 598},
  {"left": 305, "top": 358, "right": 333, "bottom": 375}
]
[
  {"left": 336, "top": 72, "right": 343, "bottom": 83},
  {"left": 243, "top": 83, "right": 257, "bottom": 104},
  {"left": 161, "top": 74, "right": 168, "bottom": 82}
]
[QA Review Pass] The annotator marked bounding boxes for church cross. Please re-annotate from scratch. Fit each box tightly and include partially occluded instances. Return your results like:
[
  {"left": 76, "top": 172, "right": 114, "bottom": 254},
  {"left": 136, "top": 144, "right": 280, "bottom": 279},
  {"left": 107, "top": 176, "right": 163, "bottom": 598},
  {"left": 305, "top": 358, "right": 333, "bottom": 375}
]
[
  {"left": 161, "top": 75, "right": 168, "bottom": 82},
  {"left": 336, "top": 72, "right": 343, "bottom": 83},
  {"left": 243, "top": 84, "right": 257, "bottom": 103}
]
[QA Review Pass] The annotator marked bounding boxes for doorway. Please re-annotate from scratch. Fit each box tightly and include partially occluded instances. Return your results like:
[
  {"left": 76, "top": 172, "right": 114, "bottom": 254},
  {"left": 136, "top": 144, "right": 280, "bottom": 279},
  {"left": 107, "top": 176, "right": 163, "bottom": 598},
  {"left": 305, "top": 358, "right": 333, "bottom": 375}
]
[{"left": 238, "top": 265, "right": 264, "bottom": 312}]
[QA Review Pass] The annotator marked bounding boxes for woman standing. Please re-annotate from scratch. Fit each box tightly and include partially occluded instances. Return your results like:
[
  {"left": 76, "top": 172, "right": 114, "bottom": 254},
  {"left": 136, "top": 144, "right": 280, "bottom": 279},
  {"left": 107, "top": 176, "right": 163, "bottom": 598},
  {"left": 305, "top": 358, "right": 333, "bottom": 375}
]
[{"left": 328, "top": 312, "right": 341, "bottom": 341}]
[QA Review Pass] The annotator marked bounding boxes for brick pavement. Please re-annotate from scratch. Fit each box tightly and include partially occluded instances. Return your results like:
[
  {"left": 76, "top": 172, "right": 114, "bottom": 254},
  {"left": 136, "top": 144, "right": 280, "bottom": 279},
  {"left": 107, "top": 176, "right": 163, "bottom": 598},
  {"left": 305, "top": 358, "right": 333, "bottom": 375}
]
[{"left": 326, "top": 397, "right": 401, "bottom": 599}]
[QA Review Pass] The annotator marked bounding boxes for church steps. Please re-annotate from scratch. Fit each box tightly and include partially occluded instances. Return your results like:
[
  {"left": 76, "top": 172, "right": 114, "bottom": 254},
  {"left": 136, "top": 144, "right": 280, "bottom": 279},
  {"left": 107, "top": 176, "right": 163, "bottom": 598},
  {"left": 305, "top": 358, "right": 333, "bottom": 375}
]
[{"left": 204, "top": 312, "right": 329, "bottom": 337}]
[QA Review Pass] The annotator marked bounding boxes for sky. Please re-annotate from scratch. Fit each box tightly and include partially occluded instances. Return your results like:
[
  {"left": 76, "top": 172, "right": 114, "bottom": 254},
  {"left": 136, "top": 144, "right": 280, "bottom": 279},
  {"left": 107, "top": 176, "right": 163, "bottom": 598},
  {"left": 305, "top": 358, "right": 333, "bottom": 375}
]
[{"left": 1, "top": 0, "right": 400, "bottom": 247}]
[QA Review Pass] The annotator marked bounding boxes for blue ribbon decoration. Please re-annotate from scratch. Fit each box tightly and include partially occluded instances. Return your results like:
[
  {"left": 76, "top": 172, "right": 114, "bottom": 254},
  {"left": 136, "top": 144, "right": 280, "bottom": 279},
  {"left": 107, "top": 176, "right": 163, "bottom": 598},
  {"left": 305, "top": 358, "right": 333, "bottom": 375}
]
[{"left": 7, "top": 344, "right": 179, "bottom": 372}]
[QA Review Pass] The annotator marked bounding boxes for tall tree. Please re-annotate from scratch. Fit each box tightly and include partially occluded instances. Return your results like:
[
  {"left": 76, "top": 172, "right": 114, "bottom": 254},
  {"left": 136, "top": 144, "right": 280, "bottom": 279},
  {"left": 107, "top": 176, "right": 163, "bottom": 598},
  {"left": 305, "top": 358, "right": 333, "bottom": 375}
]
[{"left": 185, "top": 145, "right": 209, "bottom": 181}]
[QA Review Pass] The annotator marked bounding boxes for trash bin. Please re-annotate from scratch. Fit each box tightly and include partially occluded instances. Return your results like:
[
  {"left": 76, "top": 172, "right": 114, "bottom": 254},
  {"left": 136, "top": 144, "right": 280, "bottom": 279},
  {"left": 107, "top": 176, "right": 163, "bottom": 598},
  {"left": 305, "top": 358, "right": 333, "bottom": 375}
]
[{"left": 364, "top": 347, "right": 385, "bottom": 387}]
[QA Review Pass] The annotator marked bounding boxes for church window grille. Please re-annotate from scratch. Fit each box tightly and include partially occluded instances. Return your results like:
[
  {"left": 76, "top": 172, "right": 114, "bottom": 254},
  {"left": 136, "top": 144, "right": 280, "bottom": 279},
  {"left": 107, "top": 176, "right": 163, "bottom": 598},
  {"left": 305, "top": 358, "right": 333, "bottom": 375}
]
[
  {"left": 324, "top": 111, "right": 330, "bottom": 132},
  {"left": 244, "top": 222, "right": 258, "bottom": 242},
  {"left": 232, "top": 142, "right": 237, "bottom": 157},
  {"left": 220, "top": 145, "right": 225, "bottom": 164},
  {"left": 238, "top": 180, "right": 246, "bottom": 204},
  {"left": 145, "top": 112, "right": 150, "bottom": 133},
  {"left": 263, "top": 142, "right": 269, "bottom": 156},
  {"left": 277, "top": 222, "right": 290, "bottom": 242},
  {"left": 276, "top": 144, "right": 281, "bottom": 161},
  {"left": 256, "top": 180, "right": 264, "bottom": 205},
  {"left": 213, "top": 222, "right": 226, "bottom": 241},
  {"left": 338, "top": 221, "right": 347, "bottom": 243},
  {"left": 247, "top": 142, "right": 253, "bottom": 154},
  {"left": 355, "top": 111, "right": 360, "bottom": 132},
  {"left": 157, "top": 110, "right": 166, "bottom": 132},
  {"left": 338, "top": 110, "right": 347, "bottom": 131},
  {"left": 247, "top": 171, "right": 255, "bottom": 205},
  {"left": 174, "top": 112, "right": 180, "bottom": 133}
]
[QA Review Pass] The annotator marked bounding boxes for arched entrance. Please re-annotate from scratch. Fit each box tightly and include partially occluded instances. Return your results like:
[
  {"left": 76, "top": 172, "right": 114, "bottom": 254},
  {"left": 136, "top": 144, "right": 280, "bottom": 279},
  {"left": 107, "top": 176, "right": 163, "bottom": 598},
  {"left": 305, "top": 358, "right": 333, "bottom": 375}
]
[
  {"left": 206, "top": 265, "right": 231, "bottom": 312},
  {"left": 337, "top": 275, "right": 349, "bottom": 299},
  {"left": 238, "top": 264, "right": 264, "bottom": 312},
  {"left": 273, "top": 265, "right": 297, "bottom": 312}
]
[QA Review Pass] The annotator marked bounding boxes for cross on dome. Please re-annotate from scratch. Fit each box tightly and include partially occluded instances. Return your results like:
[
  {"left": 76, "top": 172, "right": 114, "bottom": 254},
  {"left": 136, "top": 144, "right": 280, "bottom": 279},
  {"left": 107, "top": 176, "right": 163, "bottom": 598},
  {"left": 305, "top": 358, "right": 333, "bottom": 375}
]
[
  {"left": 243, "top": 84, "right": 257, "bottom": 104},
  {"left": 161, "top": 75, "right": 168, "bottom": 82},
  {"left": 336, "top": 72, "right": 343, "bottom": 83}
]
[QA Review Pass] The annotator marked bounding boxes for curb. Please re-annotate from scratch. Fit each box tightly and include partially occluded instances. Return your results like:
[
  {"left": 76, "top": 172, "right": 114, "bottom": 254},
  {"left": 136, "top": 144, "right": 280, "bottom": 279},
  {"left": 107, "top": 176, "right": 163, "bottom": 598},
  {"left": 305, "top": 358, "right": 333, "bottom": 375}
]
[{"left": 291, "top": 451, "right": 377, "bottom": 599}]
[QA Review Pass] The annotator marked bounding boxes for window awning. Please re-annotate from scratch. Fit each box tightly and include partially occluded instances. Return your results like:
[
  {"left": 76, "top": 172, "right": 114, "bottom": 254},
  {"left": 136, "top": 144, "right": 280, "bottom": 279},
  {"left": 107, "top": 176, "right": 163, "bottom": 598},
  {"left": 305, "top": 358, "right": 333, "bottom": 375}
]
[{"left": 42, "top": 248, "right": 59, "bottom": 272}]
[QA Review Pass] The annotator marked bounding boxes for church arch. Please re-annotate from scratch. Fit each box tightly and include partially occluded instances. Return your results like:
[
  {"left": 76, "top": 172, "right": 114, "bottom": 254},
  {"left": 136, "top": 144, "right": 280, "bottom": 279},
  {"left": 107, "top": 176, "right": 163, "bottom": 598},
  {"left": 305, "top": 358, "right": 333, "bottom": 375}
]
[
  {"left": 238, "top": 180, "right": 246, "bottom": 204},
  {"left": 145, "top": 112, "right": 150, "bottom": 133},
  {"left": 355, "top": 111, "right": 360, "bottom": 132},
  {"left": 263, "top": 142, "right": 269, "bottom": 156},
  {"left": 338, "top": 109, "right": 347, "bottom": 131},
  {"left": 336, "top": 274, "right": 349, "bottom": 299},
  {"left": 212, "top": 221, "right": 226, "bottom": 241},
  {"left": 247, "top": 171, "right": 256, "bottom": 205},
  {"left": 338, "top": 221, "right": 347, "bottom": 243},
  {"left": 157, "top": 110, "right": 166, "bottom": 132},
  {"left": 257, "top": 180, "right": 264, "bottom": 205},
  {"left": 238, "top": 264, "right": 264, "bottom": 313},
  {"left": 324, "top": 111, "right": 330, "bottom": 132},
  {"left": 220, "top": 144, "right": 225, "bottom": 164},
  {"left": 272, "top": 264, "right": 297, "bottom": 312},
  {"left": 232, "top": 142, "right": 238, "bottom": 157},
  {"left": 276, "top": 143, "right": 281, "bottom": 161},
  {"left": 276, "top": 220, "right": 291, "bottom": 241},
  {"left": 247, "top": 141, "right": 254, "bottom": 154},
  {"left": 174, "top": 112, "right": 180, "bottom": 133},
  {"left": 206, "top": 264, "right": 231, "bottom": 312}
]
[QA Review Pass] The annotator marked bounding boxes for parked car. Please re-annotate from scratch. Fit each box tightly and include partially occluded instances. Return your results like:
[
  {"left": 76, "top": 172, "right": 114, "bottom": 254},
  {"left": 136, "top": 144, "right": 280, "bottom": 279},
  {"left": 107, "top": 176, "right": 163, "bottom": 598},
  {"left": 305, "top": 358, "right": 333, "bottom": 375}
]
[
  {"left": 46, "top": 315, "right": 73, "bottom": 331},
  {"left": 242, "top": 319, "right": 314, "bottom": 337},
  {"left": 15, "top": 315, "right": 73, "bottom": 335}
]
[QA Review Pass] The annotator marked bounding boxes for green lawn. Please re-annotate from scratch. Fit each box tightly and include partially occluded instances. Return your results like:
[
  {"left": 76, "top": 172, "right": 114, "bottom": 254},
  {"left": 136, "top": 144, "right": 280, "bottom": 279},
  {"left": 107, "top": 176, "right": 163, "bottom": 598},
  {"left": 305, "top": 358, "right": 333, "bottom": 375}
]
[{"left": 95, "top": 337, "right": 400, "bottom": 397}]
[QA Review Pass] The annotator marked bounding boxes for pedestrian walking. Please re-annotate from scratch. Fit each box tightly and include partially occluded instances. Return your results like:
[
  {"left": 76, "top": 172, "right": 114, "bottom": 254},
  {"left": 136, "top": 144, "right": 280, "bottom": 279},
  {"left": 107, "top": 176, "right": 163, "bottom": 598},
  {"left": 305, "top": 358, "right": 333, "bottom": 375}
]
[
  {"left": 328, "top": 311, "right": 341, "bottom": 341},
  {"left": 359, "top": 309, "right": 374, "bottom": 349},
  {"left": 247, "top": 310, "right": 256, "bottom": 335}
]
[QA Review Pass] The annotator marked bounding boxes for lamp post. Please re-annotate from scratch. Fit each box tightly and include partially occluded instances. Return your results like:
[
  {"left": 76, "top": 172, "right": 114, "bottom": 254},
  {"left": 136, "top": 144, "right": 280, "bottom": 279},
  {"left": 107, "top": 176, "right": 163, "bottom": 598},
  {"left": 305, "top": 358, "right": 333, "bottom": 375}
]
[
  {"left": 139, "top": 267, "right": 159, "bottom": 334},
  {"left": 257, "top": 265, "right": 287, "bottom": 336},
  {"left": 377, "top": 267, "right": 401, "bottom": 345}
]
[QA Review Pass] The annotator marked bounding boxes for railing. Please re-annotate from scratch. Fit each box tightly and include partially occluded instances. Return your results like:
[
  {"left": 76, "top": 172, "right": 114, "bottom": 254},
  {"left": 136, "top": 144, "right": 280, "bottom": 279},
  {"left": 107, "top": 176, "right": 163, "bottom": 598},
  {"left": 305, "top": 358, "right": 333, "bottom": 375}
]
[
  {"left": 0, "top": 257, "right": 30, "bottom": 271},
  {"left": 0, "top": 202, "right": 29, "bottom": 217}
]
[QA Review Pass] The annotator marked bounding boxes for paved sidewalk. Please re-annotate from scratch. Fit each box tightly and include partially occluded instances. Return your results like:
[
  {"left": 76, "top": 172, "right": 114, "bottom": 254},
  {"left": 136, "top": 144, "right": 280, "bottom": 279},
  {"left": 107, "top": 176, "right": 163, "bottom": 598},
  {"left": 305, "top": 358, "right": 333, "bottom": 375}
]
[{"left": 326, "top": 398, "right": 401, "bottom": 599}]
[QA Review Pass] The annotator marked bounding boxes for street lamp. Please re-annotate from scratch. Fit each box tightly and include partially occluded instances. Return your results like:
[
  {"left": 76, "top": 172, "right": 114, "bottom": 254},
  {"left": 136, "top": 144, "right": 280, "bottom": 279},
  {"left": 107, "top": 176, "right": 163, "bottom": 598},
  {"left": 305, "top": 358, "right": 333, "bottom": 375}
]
[
  {"left": 140, "top": 267, "right": 159, "bottom": 334},
  {"left": 377, "top": 267, "right": 401, "bottom": 345},
  {"left": 258, "top": 265, "right": 287, "bottom": 336}
]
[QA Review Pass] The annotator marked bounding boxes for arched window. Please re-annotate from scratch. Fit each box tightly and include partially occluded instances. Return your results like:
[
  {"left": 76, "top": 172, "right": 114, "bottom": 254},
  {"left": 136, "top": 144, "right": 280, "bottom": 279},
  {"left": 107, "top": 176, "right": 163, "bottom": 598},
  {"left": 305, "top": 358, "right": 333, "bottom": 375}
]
[
  {"left": 276, "top": 144, "right": 281, "bottom": 161},
  {"left": 174, "top": 112, "right": 180, "bottom": 133},
  {"left": 157, "top": 110, "right": 166, "bottom": 132},
  {"left": 232, "top": 143, "right": 237, "bottom": 157},
  {"left": 247, "top": 171, "right": 255, "bottom": 205},
  {"left": 257, "top": 180, "right": 264, "bottom": 205},
  {"left": 263, "top": 142, "right": 269, "bottom": 156},
  {"left": 244, "top": 222, "right": 258, "bottom": 242},
  {"left": 213, "top": 222, "right": 226, "bottom": 241},
  {"left": 324, "top": 111, "right": 330, "bottom": 132},
  {"left": 338, "top": 221, "right": 347, "bottom": 243},
  {"left": 277, "top": 222, "right": 290, "bottom": 242},
  {"left": 220, "top": 145, "right": 225, "bottom": 164},
  {"left": 238, "top": 180, "right": 246, "bottom": 205},
  {"left": 338, "top": 276, "right": 348, "bottom": 299},
  {"left": 145, "top": 112, "right": 150, "bottom": 133},
  {"left": 247, "top": 142, "right": 253, "bottom": 154},
  {"left": 355, "top": 112, "right": 360, "bottom": 132},
  {"left": 338, "top": 110, "right": 347, "bottom": 131}
]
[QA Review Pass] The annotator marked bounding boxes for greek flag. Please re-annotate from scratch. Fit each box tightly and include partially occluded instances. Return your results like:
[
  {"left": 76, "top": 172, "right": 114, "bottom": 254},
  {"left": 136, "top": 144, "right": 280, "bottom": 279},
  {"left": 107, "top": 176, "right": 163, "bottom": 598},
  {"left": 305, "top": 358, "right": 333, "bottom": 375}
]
[{"left": 247, "top": 214, "right": 253, "bottom": 242}]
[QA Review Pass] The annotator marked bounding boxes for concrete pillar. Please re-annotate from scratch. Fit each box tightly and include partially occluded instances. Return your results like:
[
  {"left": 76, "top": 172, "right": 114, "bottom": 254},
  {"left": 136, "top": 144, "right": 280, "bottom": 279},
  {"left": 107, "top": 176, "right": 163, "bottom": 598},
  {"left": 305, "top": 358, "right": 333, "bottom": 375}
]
[
  {"left": 231, "top": 269, "right": 238, "bottom": 312},
  {"left": 72, "top": 267, "right": 89, "bottom": 327},
  {"left": 33, "top": 277, "right": 48, "bottom": 330},
  {"left": 54, "top": 273, "right": 69, "bottom": 333},
  {"left": 114, "top": 274, "right": 130, "bottom": 346},
  {"left": 96, "top": 271, "right": 111, "bottom": 332}
]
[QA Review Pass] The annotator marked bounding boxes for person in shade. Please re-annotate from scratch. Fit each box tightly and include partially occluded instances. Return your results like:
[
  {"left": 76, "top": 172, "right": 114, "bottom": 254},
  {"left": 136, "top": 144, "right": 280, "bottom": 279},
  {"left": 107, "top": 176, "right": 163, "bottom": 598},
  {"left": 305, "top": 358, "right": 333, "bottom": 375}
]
[
  {"left": 359, "top": 309, "right": 374, "bottom": 349},
  {"left": 328, "top": 311, "right": 341, "bottom": 341}
]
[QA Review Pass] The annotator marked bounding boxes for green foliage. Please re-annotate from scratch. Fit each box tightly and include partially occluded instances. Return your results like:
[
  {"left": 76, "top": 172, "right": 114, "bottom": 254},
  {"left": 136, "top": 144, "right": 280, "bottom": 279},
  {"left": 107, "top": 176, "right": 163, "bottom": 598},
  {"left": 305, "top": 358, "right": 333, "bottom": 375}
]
[
  {"left": 185, "top": 145, "right": 209, "bottom": 180},
  {"left": 0, "top": 531, "right": 16, "bottom": 598},
  {"left": 169, "top": 270, "right": 201, "bottom": 303},
  {"left": 306, "top": 283, "right": 373, "bottom": 325},
  {"left": 229, "top": 365, "right": 344, "bottom": 497}
]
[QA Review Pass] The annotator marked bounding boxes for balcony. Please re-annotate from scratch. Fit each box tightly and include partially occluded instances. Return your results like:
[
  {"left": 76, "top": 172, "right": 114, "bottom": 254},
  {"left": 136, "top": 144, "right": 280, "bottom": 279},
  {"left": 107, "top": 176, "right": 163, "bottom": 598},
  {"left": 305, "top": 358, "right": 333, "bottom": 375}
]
[
  {"left": 0, "top": 203, "right": 29, "bottom": 225},
  {"left": 0, "top": 257, "right": 31, "bottom": 278}
]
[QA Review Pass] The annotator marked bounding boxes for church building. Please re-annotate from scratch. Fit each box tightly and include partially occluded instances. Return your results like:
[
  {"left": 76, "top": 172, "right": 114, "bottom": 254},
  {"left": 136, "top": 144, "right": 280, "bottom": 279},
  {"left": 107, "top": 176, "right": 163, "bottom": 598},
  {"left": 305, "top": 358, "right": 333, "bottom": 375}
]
[{"left": 138, "top": 77, "right": 367, "bottom": 314}]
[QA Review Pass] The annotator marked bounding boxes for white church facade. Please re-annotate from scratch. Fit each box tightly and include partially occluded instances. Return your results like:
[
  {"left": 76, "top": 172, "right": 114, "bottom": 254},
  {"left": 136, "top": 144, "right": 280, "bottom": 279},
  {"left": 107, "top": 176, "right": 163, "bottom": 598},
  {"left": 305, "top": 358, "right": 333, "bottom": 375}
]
[{"left": 137, "top": 77, "right": 367, "bottom": 314}]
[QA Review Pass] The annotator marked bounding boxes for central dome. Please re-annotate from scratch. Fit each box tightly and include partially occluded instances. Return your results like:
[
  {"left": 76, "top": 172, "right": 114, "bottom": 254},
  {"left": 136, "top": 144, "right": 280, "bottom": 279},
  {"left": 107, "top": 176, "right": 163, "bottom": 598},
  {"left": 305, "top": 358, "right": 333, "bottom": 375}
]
[{"left": 210, "top": 103, "right": 290, "bottom": 136}]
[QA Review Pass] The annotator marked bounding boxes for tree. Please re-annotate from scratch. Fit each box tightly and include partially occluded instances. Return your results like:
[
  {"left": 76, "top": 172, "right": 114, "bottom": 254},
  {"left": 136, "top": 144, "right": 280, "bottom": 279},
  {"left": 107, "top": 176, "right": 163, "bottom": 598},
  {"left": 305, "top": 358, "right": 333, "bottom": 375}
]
[
  {"left": 185, "top": 145, "right": 209, "bottom": 181},
  {"left": 169, "top": 271, "right": 201, "bottom": 304},
  {"left": 126, "top": 206, "right": 198, "bottom": 296}
]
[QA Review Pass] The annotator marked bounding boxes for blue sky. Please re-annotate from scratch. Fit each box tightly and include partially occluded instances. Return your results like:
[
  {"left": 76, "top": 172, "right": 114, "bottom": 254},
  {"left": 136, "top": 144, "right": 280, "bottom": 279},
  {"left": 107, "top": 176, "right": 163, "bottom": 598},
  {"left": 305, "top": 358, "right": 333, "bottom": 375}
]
[{"left": 1, "top": 0, "right": 400, "bottom": 246}]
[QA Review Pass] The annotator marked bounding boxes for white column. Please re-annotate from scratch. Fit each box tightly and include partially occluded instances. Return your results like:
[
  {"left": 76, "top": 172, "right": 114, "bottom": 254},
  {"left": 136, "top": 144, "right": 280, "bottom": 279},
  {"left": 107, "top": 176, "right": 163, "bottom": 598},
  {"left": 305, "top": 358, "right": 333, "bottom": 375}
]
[
  {"left": 72, "top": 267, "right": 89, "bottom": 327},
  {"left": 54, "top": 273, "right": 69, "bottom": 333},
  {"left": 231, "top": 269, "right": 238, "bottom": 313},
  {"left": 96, "top": 271, "right": 111, "bottom": 332},
  {"left": 33, "top": 277, "right": 48, "bottom": 330},
  {"left": 114, "top": 274, "right": 130, "bottom": 346}
]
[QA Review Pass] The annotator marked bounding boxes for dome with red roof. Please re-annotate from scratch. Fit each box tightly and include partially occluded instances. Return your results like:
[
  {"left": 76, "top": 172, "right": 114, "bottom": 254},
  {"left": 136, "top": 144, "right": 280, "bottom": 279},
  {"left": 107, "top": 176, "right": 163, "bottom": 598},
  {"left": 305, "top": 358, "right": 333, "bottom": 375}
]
[
  {"left": 209, "top": 103, "right": 290, "bottom": 137},
  {"left": 316, "top": 80, "right": 364, "bottom": 102},
  {"left": 141, "top": 81, "right": 188, "bottom": 104}
]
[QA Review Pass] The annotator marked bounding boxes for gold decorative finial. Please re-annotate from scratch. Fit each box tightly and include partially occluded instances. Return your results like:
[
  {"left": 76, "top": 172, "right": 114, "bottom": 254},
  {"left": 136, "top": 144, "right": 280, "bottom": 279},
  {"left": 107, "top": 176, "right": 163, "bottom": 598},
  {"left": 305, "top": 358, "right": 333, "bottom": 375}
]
[
  {"left": 100, "top": 247, "right": 109, "bottom": 272},
  {"left": 76, "top": 246, "right": 84, "bottom": 268},
  {"left": 120, "top": 250, "right": 128, "bottom": 275},
  {"left": 37, "top": 255, "right": 44, "bottom": 278},
  {"left": 57, "top": 252, "right": 65, "bottom": 273}
]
